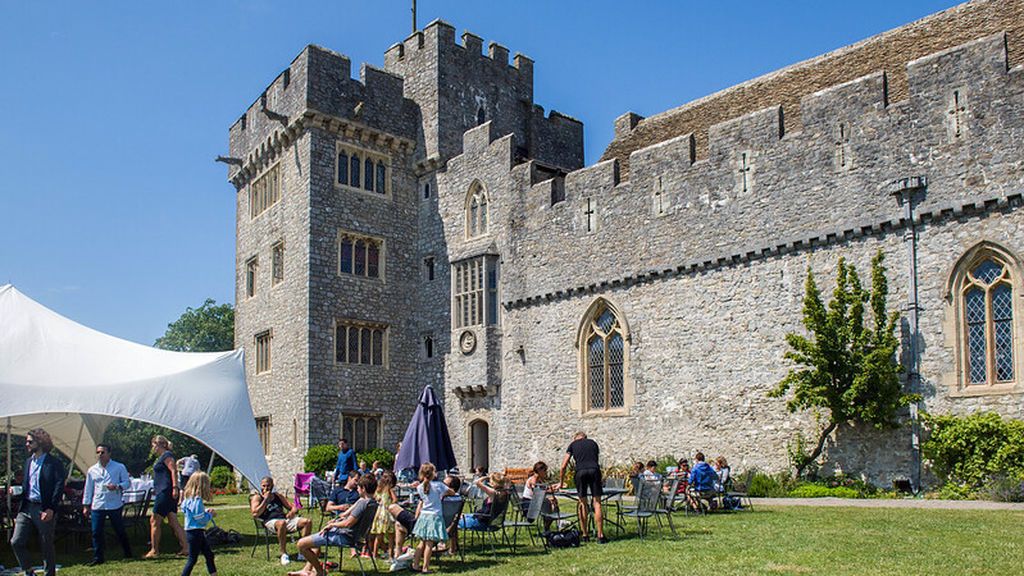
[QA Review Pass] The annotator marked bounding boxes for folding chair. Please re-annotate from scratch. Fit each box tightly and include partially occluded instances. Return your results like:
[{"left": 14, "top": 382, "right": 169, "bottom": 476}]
[
  {"left": 292, "top": 473, "right": 315, "bottom": 509},
  {"left": 504, "top": 485, "right": 547, "bottom": 552},
  {"left": 441, "top": 497, "right": 465, "bottom": 562},
  {"left": 723, "top": 474, "right": 753, "bottom": 511},
  {"left": 653, "top": 477, "right": 680, "bottom": 536},
  {"left": 460, "top": 490, "right": 510, "bottom": 557},
  {"left": 308, "top": 477, "right": 333, "bottom": 529},
  {"left": 250, "top": 516, "right": 276, "bottom": 560},
  {"left": 325, "top": 500, "right": 379, "bottom": 576},
  {"left": 620, "top": 479, "right": 660, "bottom": 539}
]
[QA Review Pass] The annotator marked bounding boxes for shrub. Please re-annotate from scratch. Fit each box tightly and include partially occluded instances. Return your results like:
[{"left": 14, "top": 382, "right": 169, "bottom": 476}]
[
  {"left": 922, "top": 412, "right": 1024, "bottom": 490},
  {"left": 818, "top": 474, "right": 880, "bottom": 498},
  {"left": 305, "top": 444, "right": 339, "bottom": 474},
  {"left": 788, "top": 484, "right": 861, "bottom": 499},
  {"left": 209, "top": 465, "right": 235, "bottom": 490},
  {"left": 980, "top": 474, "right": 1024, "bottom": 503},
  {"left": 655, "top": 455, "right": 678, "bottom": 475},
  {"left": 747, "top": 472, "right": 795, "bottom": 498},
  {"left": 358, "top": 447, "right": 395, "bottom": 470}
]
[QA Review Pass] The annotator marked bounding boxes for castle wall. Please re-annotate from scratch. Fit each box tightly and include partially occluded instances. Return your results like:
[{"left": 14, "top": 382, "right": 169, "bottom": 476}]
[
  {"left": 601, "top": 0, "right": 1024, "bottom": 178},
  {"left": 441, "top": 30, "right": 1024, "bottom": 484},
  {"left": 384, "top": 21, "right": 583, "bottom": 170},
  {"left": 233, "top": 131, "right": 312, "bottom": 484},
  {"left": 304, "top": 125, "right": 423, "bottom": 454}
]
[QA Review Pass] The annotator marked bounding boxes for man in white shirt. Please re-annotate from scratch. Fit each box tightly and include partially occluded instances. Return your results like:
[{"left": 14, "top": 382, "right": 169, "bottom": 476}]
[
  {"left": 82, "top": 443, "right": 133, "bottom": 566},
  {"left": 178, "top": 453, "right": 201, "bottom": 489}
]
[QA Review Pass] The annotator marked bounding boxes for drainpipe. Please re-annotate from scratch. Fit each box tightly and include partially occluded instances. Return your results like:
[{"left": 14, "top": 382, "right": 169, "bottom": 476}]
[{"left": 888, "top": 176, "right": 926, "bottom": 493}]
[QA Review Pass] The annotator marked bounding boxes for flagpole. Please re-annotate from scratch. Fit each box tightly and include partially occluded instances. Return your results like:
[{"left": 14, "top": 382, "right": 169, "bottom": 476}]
[{"left": 412, "top": 0, "right": 417, "bottom": 33}]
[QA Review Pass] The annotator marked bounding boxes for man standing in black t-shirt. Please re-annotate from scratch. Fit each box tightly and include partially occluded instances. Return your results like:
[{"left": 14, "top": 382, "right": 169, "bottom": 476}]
[{"left": 559, "top": 431, "right": 607, "bottom": 543}]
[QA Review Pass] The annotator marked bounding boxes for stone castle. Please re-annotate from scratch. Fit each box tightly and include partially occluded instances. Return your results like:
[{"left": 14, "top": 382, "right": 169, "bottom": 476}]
[{"left": 227, "top": 0, "right": 1024, "bottom": 486}]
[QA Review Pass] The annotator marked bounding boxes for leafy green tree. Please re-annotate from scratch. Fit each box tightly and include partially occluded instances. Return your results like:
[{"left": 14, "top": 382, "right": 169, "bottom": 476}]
[
  {"left": 769, "top": 251, "right": 918, "bottom": 477},
  {"left": 154, "top": 298, "right": 234, "bottom": 352},
  {"left": 101, "top": 419, "right": 215, "bottom": 476}
]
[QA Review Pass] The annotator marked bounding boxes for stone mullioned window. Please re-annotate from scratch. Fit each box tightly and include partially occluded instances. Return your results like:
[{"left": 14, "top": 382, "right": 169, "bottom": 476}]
[
  {"left": 335, "top": 320, "right": 387, "bottom": 367},
  {"left": 250, "top": 163, "right": 281, "bottom": 219},
  {"left": 246, "top": 256, "right": 258, "bottom": 298},
  {"left": 341, "top": 413, "right": 381, "bottom": 453},
  {"left": 577, "top": 298, "right": 631, "bottom": 414},
  {"left": 255, "top": 330, "right": 272, "bottom": 374},
  {"left": 271, "top": 242, "right": 285, "bottom": 285},
  {"left": 336, "top": 142, "right": 390, "bottom": 197},
  {"left": 338, "top": 232, "right": 384, "bottom": 280},
  {"left": 452, "top": 256, "right": 498, "bottom": 329},
  {"left": 255, "top": 416, "right": 271, "bottom": 455},
  {"left": 950, "top": 243, "right": 1021, "bottom": 393}
]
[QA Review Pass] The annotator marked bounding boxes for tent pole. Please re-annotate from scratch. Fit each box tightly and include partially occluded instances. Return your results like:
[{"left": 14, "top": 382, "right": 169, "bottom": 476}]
[
  {"left": 5, "top": 417, "right": 11, "bottom": 521},
  {"left": 207, "top": 451, "right": 216, "bottom": 474},
  {"left": 66, "top": 420, "right": 84, "bottom": 482}
]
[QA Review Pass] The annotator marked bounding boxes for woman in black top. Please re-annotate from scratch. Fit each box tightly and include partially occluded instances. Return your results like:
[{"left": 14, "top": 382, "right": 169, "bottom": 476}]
[{"left": 144, "top": 435, "right": 187, "bottom": 559}]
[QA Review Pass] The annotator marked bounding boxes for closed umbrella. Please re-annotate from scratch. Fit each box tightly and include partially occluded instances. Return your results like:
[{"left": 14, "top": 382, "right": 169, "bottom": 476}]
[{"left": 394, "top": 385, "right": 457, "bottom": 473}]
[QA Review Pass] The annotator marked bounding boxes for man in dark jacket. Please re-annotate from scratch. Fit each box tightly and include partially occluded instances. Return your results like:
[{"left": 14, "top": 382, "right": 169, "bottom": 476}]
[{"left": 10, "top": 428, "right": 65, "bottom": 576}]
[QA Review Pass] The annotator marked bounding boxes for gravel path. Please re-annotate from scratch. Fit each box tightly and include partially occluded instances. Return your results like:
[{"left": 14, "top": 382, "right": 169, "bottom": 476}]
[{"left": 750, "top": 497, "right": 1024, "bottom": 510}]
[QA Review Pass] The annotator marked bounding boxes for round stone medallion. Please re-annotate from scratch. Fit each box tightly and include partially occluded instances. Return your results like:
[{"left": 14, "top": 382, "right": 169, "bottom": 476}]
[{"left": 459, "top": 330, "right": 477, "bottom": 355}]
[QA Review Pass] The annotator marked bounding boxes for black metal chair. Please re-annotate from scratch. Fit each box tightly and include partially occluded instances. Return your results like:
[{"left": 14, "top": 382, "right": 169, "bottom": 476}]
[
  {"left": 325, "top": 500, "right": 379, "bottom": 576},
  {"left": 250, "top": 516, "right": 276, "bottom": 560},
  {"left": 505, "top": 485, "right": 547, "bottom": 552}
]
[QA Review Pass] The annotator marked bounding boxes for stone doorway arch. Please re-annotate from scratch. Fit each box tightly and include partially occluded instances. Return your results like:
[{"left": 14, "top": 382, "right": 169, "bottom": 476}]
[{"left": 469, "top": 419, "right": 489, "bottom": 471}]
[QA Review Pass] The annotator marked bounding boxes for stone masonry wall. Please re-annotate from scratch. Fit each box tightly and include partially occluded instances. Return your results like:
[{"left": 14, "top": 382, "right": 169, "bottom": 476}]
[
  {"left": 233, "top": 131, "right": 312, "bottom": 484},
  {"left": 601, "top": 0, "right": 1024, "bottom": 178},
  {"left": 440, "top": 28, "right": 1024, "bottom": 484}
]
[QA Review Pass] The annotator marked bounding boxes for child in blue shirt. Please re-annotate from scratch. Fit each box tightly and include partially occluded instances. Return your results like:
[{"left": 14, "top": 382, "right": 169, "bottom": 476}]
[{"left": 180, "top": 472, "right": 217, "bottom": 576}]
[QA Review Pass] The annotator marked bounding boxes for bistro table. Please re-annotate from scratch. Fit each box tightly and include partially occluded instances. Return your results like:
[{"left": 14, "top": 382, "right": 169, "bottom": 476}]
[{"left": 555, "top": 487, "right": 628, "bottom": 534}]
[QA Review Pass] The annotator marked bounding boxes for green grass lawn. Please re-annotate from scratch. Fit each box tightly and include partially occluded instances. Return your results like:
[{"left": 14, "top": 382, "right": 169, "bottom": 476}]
[{"left": 2, "top": 495, "right": 1021, "bottom": 575}]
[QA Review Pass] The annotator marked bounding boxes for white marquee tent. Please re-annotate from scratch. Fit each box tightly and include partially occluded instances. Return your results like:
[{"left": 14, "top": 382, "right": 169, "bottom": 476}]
[{"left": 0, "top": 284, "right": 270, "bottom": 485}]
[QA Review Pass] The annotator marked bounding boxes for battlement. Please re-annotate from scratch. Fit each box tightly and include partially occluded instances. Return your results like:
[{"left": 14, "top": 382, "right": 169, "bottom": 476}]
[
  {"left": 444, "top": 26, "right": 1024, "bottom": 304},
  {"left": 384, "top": 19, "right": 533, "bottom": 77},
  {"left": 228, "top": 44, "right": 419, "bottom": 181},
  {"left": 600, "top": 0, "right": 1024, "bottom": 179}
]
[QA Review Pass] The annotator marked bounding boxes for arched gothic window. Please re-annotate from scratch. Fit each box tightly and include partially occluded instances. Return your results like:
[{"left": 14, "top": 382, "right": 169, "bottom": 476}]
[
  {"left": 466, "top": 182, "right": 489, "bottom": 238},
  {"left": 949, "top": 243, "right": 1021, "bottom": 391},
  {"left": 578, "top": 299, "right": 629, "bottom": 412}
]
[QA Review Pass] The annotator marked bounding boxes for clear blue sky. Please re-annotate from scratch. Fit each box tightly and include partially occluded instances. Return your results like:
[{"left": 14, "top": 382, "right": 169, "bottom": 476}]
[{"left": 0, "top": 1, "right": 960, "bottom": 345}]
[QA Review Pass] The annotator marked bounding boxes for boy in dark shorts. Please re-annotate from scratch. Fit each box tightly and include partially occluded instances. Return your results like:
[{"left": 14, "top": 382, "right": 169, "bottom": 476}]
[{"left": 559, "top": 431, "right": 608, "bottom": 543}]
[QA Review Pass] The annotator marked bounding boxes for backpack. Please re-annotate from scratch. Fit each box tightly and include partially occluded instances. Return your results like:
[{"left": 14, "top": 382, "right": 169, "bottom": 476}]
[
  {"left": 544, "top": 528, "right": 581, "bottom": 548},
  {"left": 206, "top": 524, "right": 242, "bottom": 546}
]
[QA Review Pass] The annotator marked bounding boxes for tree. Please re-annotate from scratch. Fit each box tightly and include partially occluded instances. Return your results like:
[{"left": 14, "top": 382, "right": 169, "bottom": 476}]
[
  {"left": 101, "top": 420, "right": 215, "bottom": 476},
  {"left": 768, "top": 251, "right": 918, "bottom": 477},
  {"left": 154, "top": 298, "right": 234, "bottom": 352}
]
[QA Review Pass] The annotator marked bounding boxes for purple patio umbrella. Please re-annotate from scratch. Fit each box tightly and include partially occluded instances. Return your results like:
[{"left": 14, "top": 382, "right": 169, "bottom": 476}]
[{"left": 394, "top": 385, "right": 458, "bottom": 473}]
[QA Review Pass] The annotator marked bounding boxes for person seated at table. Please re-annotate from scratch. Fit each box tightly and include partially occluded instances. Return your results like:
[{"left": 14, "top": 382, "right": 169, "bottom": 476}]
[
  {"left": 689, "top": 452, "right": 719, "bottom": 505},
  {"left": 457, "top": 471, "right": 508, "bottom": 530},
  {"left": 673, "top": 459, "right": 691, "bottom": 490},
  {"left": 250, "top": 476, "right": 312, "bottom": 565},
  {"left": 325, "top": 474, "right": 361, "bottom": 516},
  {"left": 521, "top": 461, "right": 561, "bottom": 530},
  {"left": 713, "top": 456, "right": 731, "bottom": 492},
  {"left": 641, "top": 460, "right": 662, "bottom": 481},
  {"left": 291, "top": 475, "right": 377, "bottom": 576}
]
